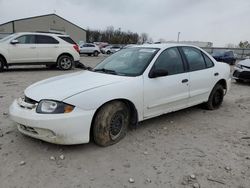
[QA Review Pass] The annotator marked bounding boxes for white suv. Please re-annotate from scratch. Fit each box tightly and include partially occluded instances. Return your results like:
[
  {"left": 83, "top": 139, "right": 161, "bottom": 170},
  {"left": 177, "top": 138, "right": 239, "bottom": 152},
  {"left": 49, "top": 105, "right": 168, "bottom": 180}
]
[
  {"left": 79, "top": 43, "right": 100, "bottom": 56},
  {"left": 0, "top": 32, "right": 80, "bottom": 71}
]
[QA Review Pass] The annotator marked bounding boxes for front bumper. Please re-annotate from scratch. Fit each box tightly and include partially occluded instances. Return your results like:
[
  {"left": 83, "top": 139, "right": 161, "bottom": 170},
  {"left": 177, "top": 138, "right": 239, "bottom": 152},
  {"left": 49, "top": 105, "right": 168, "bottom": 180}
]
[
  {"left": 9, "top": 99, "right": 95, "bottom": 145},
  {"left": 232, "top": 67, "right": 250, "bottom": 81}
]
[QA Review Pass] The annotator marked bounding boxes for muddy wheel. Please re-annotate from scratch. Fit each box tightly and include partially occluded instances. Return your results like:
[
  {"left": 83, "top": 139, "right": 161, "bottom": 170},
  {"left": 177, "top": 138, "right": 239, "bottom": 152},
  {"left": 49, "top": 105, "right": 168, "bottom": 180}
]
[
  {"left": 0, "top": 57, "right": 5, "bottom": 72},
  {"left": 57, "top": 55, "right": 73, "bottom": 70},
  {"left": 204, "top": 84, "right": 224, "bottom": 110},
  {"left": 93, "top": 101, "right": 130, "bottom": 146}
]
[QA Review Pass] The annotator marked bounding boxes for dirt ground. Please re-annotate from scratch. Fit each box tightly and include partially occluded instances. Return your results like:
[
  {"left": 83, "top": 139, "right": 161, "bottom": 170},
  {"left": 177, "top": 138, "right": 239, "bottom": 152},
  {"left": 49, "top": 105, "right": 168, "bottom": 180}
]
[{"left": 0, "top": 55, "right": 250, "bottom": 188}]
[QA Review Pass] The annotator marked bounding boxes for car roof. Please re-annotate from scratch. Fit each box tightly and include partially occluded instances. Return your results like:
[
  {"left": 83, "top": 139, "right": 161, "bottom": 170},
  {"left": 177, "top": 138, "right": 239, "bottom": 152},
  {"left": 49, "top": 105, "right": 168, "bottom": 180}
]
[
  {"left": 14, "top": 32, "right": 69, "bottom": 37},
  {"left": 133, "top": 43, "right": 201, "bottom": 50}
]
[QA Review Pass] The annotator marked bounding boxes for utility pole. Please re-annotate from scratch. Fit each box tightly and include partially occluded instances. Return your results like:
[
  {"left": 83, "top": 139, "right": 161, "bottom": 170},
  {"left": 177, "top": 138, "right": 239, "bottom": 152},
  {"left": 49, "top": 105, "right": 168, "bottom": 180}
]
[{"left": 177, "top": 32, "right": 181, "bottom": 43}]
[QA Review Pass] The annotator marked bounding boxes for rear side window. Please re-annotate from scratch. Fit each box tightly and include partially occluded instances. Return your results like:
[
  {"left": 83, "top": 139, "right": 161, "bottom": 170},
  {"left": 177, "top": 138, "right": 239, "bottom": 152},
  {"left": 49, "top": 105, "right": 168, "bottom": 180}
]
[
  {"left": 59, "top": 36, "right": 76, "bottom": 44},
  {"left": 36, "top": 35, "right": 59, "bottom": 44},
  {"left": 203, "top": 53, "right": 214, "bottom": 68},
  {"left": 153, "top": 47, "right": 185, "bottom": 76},
  {"left": 182, "top": 47, "right": 206, "bottom": 71}
]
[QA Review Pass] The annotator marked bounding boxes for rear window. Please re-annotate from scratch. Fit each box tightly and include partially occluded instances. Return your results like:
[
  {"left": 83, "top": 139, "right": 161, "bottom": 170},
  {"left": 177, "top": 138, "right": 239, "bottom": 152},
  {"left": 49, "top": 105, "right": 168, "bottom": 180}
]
[{"left": 59, "top": 36, "right": 76, "bottom": 44}]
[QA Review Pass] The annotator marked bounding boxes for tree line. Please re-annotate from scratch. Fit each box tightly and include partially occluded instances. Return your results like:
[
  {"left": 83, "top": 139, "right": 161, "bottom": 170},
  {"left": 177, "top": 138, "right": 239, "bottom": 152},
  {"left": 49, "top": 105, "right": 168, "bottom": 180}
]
[{"left": 86, "top": 26, "right": 149, "bottom": 44}]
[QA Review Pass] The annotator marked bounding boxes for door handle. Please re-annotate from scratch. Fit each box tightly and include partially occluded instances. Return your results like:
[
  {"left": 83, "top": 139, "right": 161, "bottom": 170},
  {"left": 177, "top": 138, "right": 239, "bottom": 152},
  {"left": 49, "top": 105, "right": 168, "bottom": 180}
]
[
  {"left": 54, "top": 46, "right": 59, "bottom": 48},
  {"left": 182, "top": 79, "right": 189, "bottom": 83},
  {"left": 214, "top": 73, "right": 219, "bottom": 76},
  {"left": 30, "top": 47, "right": 36, "bottom": 49}
]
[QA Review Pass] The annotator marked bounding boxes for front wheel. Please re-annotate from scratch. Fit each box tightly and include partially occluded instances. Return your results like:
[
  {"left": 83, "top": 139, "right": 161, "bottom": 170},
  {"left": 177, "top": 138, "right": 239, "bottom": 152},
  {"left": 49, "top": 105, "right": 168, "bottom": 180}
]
[
  {"left": 93, "top": 101, "right": 130, "bottom": 146},
  {"left": 57, "top": 55, "right": 73, "bottom": 70},
  {"left": 204, "top": 84, "right": 224, "bottom": 110},
  {"left": 93, "top": 51, "right": 99, "bottom": 56}
]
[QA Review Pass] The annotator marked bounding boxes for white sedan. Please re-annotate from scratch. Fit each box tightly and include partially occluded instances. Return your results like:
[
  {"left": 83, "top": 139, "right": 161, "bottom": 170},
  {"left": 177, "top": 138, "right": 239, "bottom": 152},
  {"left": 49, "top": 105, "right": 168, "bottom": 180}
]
[{"left": 9, "top": 44, "right": 231, "bottom": 146}]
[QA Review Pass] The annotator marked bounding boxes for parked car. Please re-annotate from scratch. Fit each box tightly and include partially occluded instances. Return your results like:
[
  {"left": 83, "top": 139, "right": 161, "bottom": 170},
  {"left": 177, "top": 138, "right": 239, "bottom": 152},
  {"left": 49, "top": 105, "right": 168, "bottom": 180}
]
[
  {"left": 101, "top": 45, "right": 121, "bottom": 54},
  {"left": 0, "top": 32, "right": 80, "bottom": 71},
  {"left": 232, "top": 59, "right": 250, "bottom": 82},
  {"left": 79, "top": 43, "right": 100, "bottom": 56},
  {"left": 212, "top": 50, "right": 236, "bottom": 65},
  {"left": 9, "top": 44, "right": 231, "bottom": 146}
]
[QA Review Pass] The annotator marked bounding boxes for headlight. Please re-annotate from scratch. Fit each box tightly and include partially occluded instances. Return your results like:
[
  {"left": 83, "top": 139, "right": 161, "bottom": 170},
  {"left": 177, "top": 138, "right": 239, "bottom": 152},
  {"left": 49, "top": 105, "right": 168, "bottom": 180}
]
[
  {"left": 36, "top": 100, "right": 75, "bottom": 114},
  {"left": 236, "top": 64, "right": 243, "bottom": 69}
]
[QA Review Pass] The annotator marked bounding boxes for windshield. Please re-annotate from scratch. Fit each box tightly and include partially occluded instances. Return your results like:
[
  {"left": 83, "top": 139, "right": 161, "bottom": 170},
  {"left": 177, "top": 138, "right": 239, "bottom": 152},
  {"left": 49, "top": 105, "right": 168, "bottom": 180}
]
[
  {"left": 93, "top": 47, "right": 159, "bottom": 76},
  {"left": 0, "top": 33, "right": 17, "bottom": 42}
]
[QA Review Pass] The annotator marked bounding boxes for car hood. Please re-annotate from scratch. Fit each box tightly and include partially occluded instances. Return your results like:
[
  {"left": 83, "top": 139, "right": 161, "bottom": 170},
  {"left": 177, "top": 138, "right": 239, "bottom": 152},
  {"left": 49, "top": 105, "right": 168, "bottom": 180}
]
[
  {"left": 25, "top": 71, "right": 128, "bottom": 102},
  {"left": 238, "top": 59, "right": 250, "bottom": 67}
]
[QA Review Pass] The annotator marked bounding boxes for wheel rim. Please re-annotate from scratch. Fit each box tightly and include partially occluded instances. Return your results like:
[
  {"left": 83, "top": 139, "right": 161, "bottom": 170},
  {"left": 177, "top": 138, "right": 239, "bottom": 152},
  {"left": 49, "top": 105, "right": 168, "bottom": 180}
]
[
  {"left": 60, "top": 57, "right": 72, "bottom": 69},
  {"left": 110, "top": 112, "right": 125, "bottom": 140},
  {"left": 212, "top": 90, "right": 223, "bottom": 108}
]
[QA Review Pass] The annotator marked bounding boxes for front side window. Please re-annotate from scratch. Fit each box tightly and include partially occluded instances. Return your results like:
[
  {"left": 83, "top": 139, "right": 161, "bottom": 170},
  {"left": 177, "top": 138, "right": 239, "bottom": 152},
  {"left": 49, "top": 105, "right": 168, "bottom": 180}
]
[
  {"left": 36, "top": 35, "right": 59, "bottom": 44},
  {"left": 153, "top": 47, "right": 184, "bottom": 76},
  {"left": 93, "top": 47, "right": 159, "bottom": 76},
  {"left": 182, "top": 47, "right": 206, "bottom": 71},
  {"left": 16, "top": 35, "right": 35, "bottom": 44}
]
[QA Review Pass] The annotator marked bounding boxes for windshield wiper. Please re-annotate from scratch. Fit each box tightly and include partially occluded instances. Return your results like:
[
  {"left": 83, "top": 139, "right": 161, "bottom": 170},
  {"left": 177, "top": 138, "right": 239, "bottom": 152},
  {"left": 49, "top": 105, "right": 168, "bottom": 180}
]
[{"left": 94, "top": 68, "right": 118, "bottom": 75}]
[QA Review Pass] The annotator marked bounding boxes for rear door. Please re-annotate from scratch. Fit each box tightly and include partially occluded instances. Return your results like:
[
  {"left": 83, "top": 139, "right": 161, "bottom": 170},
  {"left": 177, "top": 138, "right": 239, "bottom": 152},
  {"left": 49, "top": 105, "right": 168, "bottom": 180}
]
[
  {"left": 8, "top": 35, "right": 37, "bottom": 63},
  {"left": 36, "top": 35, "right": 59, "bottom": 62},
  {"left": 180, "top": 47, "right": 216, "bottom": 106}
]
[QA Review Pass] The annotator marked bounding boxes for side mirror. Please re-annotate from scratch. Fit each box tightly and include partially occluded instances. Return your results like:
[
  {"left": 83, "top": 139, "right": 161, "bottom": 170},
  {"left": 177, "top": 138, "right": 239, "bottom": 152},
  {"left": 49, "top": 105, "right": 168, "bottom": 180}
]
[
  {"left": 10, "top": 39, "right": 19, "bottom": 45},
  {"left": 149, "top": 68, "right": 168, "bottom": 78}
]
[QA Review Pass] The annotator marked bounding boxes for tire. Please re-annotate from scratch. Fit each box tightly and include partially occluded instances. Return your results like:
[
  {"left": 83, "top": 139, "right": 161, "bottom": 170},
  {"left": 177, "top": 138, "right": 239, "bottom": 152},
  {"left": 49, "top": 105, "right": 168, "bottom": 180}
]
[
  {"left": 0, "top": 57, "right": 5, "bottom": 72},
  {"left": 204, "top": 84, "right": 224, "bottom": 110},
  {"left": 106, "top": 51, "right": 111, "bottom": 55},
  {"left": 93, "top": 101, "right": 130, "bottom": 146},
  {"left": 93, "top": 51, "right": 99, "bottom": 57},
  {"left": 57, "top": 55, "right": 73, "bottom": 70}
]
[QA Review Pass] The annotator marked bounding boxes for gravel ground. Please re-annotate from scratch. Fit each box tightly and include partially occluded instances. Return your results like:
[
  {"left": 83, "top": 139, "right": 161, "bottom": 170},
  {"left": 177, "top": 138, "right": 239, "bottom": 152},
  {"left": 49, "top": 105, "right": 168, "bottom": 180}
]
[{"left": 0, "top": 56, "right": 250, "bottom": 188}]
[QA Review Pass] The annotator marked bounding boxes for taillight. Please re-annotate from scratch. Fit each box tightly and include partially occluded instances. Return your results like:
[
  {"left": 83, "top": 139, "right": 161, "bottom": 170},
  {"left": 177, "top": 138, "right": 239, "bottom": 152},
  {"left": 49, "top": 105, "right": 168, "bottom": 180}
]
[{"left": 73, "top": 44, "right": 80, "bottom": 53}]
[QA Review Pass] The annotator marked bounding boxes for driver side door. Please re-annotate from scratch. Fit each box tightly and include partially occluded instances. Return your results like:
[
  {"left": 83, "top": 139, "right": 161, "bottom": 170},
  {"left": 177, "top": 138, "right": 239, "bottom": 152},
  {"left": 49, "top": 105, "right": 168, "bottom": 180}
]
[
  {"left": 8, "top": 35, "right": 38, "bottom": 63},
  {"left": 143, "top": 47, "right": 189, "bottom": 119}
]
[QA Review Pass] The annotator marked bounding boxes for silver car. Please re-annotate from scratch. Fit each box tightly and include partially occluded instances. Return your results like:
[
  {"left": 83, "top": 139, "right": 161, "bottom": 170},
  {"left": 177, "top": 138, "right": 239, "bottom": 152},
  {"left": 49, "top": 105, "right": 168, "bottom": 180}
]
[{"left": 79, "top": 43, "right": 100, "bottom": 56}]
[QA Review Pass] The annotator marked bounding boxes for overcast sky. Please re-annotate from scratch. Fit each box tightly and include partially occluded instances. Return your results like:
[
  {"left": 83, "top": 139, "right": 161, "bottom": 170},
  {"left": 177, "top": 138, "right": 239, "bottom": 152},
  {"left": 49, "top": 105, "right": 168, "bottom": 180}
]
[{"left": 0, "top": 0, "right": 249, "bottom": 46}]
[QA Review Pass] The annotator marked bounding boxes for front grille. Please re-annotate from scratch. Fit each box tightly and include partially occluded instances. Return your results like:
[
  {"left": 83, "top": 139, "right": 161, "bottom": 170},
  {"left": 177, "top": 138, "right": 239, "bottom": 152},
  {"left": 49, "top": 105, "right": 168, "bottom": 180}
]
[
  {"left": 19, "top": 124, "right": 38, "bottom": 135},
  {"left": 233, "top": 70, "right": 239, "bottom": 77},
  {"left": 24, "top": 96, "right": 37, "bottom": 105}
]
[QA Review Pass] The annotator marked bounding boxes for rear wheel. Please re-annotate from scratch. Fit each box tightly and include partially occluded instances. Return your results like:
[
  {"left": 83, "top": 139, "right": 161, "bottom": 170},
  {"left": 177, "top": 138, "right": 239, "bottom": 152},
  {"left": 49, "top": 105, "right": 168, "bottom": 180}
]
[
  {"left": 106, "top": 51, "right": 111, "bottom": 55},
  {"left": 57, "top": 55, "right": 73, "bottom": 70},
  {"left": 204, "top": 84, "right": 224, "bottom": 110},
  {"left": 93, "top": 51, "right": 99, "bottom": 57},
  {"left": 93, "top": 101, "right": 130, "bottom": 146},
  {"left": 0, "top": 57, "right": 5, "bottom": 72}
]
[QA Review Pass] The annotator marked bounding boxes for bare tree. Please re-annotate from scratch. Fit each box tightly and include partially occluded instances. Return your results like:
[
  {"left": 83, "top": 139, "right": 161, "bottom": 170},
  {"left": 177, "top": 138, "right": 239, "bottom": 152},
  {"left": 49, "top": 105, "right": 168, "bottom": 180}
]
[
  {"left": 86, "top": 26, "right": 141, "bottom": 44},
  {"left": 140, "top": 33, "right": 149, "bottom": 44}
]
